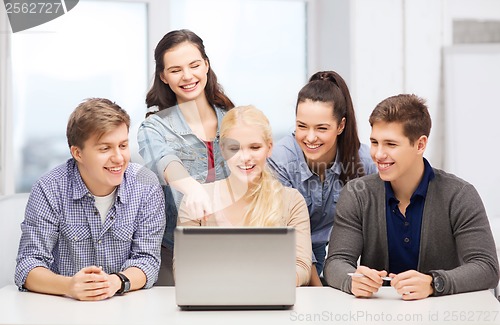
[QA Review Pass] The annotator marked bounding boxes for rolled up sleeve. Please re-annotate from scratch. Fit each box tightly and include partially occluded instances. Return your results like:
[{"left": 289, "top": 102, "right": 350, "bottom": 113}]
[{"left": 15, "top": 183, "right": 60, "bottom": 289}]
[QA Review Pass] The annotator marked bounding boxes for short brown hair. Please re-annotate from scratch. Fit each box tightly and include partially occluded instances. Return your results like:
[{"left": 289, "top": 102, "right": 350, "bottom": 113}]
[
  {"left": 66, "top": 98, "right": 130, "bottom": 148},
  {"left": 369, "top": 94, "right": 431, "bottom": 145}
]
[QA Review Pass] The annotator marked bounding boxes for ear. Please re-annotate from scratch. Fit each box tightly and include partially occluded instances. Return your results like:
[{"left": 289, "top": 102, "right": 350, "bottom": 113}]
[
  {"left": 267, "top": 141, "right": 273, "bottom": 158},
  {"left": 70, "top": 145, "right": 83, "bottom": 162},
  {"left": 159, "top": 71, "right": 168, "bottom": 85},
  {"left": 205, "top": 59, "right": 210, "bottom": 72},
  {"left": 337, "top": 117, "right": 346, "bottom": 135},
  {"left": 416, "top": 135, "right": 428, "bottom": 153}
]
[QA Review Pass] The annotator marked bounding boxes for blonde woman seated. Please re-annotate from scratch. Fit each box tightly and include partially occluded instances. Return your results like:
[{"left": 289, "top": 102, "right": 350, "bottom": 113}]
[{"left": 178, "top": 105, "right": 312, "bottom": 286}]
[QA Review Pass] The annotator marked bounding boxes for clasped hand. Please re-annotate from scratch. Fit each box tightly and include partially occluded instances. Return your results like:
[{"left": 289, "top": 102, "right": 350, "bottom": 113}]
[
  {"left": 351, "top": 266, "right": 433, "bottom": 300},
  {"left": 66, "top": 266, "right": 121, "bottom": 301}
]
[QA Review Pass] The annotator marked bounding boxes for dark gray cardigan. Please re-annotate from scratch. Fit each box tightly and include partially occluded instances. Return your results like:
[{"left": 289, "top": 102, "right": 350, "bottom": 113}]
[{"left": 324, "top": 168, "right": 499, "bottom": 296}]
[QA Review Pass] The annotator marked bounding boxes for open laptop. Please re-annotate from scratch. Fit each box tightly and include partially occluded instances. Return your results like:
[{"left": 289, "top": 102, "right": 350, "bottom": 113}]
[{"left": 174, "top": 226, "right": 296, "bottom": 310}]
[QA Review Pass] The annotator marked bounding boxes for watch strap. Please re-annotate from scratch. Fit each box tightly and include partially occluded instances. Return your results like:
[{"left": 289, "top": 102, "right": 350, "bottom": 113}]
[
  {"left": 429, "top": 271, "right": 445, "bottom": 296},
  {"left": 111, "top": 272, "right": 130, "bottom": 295}
]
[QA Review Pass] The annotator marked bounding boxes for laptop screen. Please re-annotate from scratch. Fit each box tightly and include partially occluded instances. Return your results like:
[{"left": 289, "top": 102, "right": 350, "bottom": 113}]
[{"left": 174, "top": 227, "right": 296, "bottom": 309}]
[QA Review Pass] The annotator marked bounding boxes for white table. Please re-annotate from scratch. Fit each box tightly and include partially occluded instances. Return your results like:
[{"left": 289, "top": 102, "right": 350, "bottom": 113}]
[{"left": 0, "top": 285, "right": 498, "bottom": 325}]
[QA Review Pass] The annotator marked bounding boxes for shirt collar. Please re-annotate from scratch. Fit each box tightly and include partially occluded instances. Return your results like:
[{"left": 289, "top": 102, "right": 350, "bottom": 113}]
[
  {"left": 290, "top": 133, "right": 341, "bottom": 183},
  {"left": 70, "top": 158, "right": 127, "bottom": 204},
  {"left": 157, "top": 104, "right": 225, "bottom": 137},
  {"left": 69, "top": 159, "right": 91, "bottom": 200},
  {"left": 385, "top": 157, "right": 435, "bottom": 204},
  {"left": 412, "top": 158, "right": 435, "bottom": 200}
]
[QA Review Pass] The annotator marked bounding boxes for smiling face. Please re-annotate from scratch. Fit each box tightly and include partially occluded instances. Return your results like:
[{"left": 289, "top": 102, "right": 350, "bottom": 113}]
[
  {"left": 295, "top": 99, "right": 345, "bottom": 168},
  {"left": 221, "top": 124, "right": 272, "bottom": 186},
  {"left": 370, "top": 121, "right": 426, "bottom": 185},
  {"left": 160, "top": 41, "right": 209, "bottom": 104},
  {"left": 71, "top": 123, "right": 130, "bottom": 196}
]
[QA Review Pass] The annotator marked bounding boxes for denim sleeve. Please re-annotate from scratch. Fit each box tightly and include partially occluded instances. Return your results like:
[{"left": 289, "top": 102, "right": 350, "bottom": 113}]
[
  {"left": 311, "top": 252, "right": 318, "bottom": 264},
  {"left": 137, "top": 118, "right": 182, "bottom": 182},
  {"left": 359, "top": 143, "right": 377, "bottom": 175},
  {"left": 267, "top": 154, "right": 294, "bottom": 188}
]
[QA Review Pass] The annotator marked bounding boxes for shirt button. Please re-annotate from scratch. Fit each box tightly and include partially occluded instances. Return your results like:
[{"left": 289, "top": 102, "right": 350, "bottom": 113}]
[
  {"left": 404, "top": 237, "right": 410, "bottom": 243},
  {"left": 404, "top": 222, "right": 410, "bottom": 226},
  {"left": 98, "top": 240, "right": 102, "bottom": 244},
  {"left": 73, "top": 236, "right": 78, "bottom": 241},
  {"left": 110, "top": 216, "right": 115, "bottom": 220},
  {"left": 94, "top": 211, "right": 99, "bottom": 216}
]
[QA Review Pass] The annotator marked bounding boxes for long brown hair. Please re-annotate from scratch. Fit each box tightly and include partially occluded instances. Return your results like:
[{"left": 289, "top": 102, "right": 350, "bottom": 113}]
[
  {"left": 296, "top": 71, "right": 365, "bottom": 184},
  {"left": 145, "top": 29, "right": 234, "bottom": 117}
]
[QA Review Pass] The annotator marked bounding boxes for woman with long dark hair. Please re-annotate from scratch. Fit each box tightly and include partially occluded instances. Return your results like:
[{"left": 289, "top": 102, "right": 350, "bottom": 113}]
[
  {"left": 268, "top": 71, "right": 376, "bottom": 285},
  {"left": 138, "top": 29, "right": 234, "bottom": 286}
]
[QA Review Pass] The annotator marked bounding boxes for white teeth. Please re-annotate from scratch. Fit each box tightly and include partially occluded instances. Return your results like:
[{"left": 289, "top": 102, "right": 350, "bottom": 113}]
[
  {"left": 379, "top": 163, "right": 391, "bottom": 169},
  {"left": 238, "top": 165, "right": 254, "bottom": 170},
  {"left": 305, "top": 143, "right": 320, "bottom": 149},
  {"left": 182, "top": 83, "right": 196, "bottom": 89},
  {"left": 108, "top": 167, "right": 122, "bottom": 172}
]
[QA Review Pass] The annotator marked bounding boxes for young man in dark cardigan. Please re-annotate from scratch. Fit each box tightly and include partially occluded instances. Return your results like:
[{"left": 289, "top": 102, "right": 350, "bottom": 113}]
[{"left": 324, "top": 94, "right": 499, "bottom": 300}]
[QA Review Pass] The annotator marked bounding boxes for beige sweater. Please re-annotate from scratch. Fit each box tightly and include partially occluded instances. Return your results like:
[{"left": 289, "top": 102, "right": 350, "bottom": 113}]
[{"left": 177, "top": 182, "right": 312, "bottom": 286}]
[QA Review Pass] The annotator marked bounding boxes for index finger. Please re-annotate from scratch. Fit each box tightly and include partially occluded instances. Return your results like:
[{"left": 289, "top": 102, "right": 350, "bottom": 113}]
[
  {"left": 84, "top": 272, "right": 108, "bottom": 283},
  {"left": 81, "top": 265, "right": 103, "bottom": 274},
  {"left": 356, "top": 266, "right": 385, "bottom": 285},
  {"left": 390, "top": 270, "right": 414, "bottom": 285}
]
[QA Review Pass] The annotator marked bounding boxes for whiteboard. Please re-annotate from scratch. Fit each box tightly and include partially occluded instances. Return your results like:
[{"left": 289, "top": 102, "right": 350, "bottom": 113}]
[{"left": 444, "top": 44, "right": 500, "bottom": 219}]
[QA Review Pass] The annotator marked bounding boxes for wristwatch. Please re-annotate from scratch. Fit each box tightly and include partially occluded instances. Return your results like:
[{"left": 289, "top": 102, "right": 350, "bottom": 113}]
[
  {"left": 112, "top": 272, "right": 131, "bottom": 295},
  {"left": 430, "top": 272, "right": 445, "bottom": 296}
]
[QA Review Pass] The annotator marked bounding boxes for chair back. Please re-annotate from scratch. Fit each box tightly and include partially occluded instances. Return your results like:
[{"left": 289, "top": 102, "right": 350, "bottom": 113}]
[{"left": 0, "top": 193, "right": 29, "bottom": 288}]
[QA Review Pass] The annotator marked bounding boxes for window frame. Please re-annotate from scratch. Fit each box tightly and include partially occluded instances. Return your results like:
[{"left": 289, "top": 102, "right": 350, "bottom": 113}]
[{"left": 0, "top": 0, "right": 168, "bottom": 195}]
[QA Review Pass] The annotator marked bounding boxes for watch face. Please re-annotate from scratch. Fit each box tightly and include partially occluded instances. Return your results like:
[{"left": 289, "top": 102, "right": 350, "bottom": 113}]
[
  {"left": 123, "top": 279, "right": 131, "bottom": 293},
  {"left": 114, "top": 272, "right": 131, "bottom": 294},
  {"left": 434, "top": 275, "right": 445, "bottom": 293}
]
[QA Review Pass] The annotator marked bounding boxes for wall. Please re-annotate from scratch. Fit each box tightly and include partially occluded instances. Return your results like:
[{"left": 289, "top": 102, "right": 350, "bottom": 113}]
[
  {"left": 313, "top": 0, "right": 443, "bottom": 165},
  {"left": 443, "top": 45, "right": 500, "bottom": 219},
  {"left": 312, "top": 0, "right": 500, "bottom": 223},
  {"left": 326, "top": 0, "right": 500, "bottom": 166}
]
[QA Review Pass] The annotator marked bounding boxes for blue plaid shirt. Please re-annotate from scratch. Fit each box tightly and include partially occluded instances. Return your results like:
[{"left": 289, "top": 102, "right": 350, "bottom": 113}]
[{"left": 15, "top": 159, "right": 166, "bottom": 290}]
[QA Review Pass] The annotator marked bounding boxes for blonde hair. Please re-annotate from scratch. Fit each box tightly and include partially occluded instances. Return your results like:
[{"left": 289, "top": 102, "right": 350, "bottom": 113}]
[{"left": 220, "top": 105, "right": 284, "bottom": 226}]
